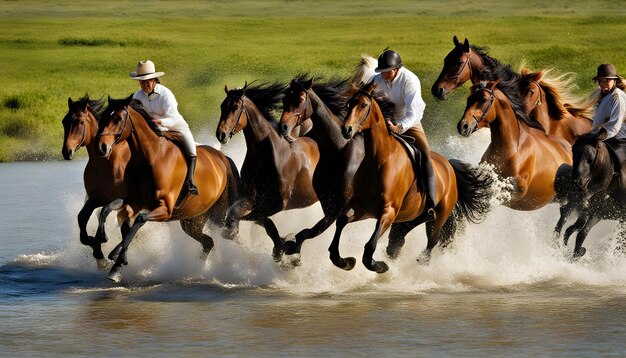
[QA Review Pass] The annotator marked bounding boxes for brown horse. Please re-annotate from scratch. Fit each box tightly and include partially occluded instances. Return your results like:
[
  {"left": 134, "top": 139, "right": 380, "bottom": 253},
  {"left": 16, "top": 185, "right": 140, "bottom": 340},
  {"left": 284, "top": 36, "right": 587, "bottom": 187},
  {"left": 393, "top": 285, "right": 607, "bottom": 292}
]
[
  {"left": 215, "top": 82, "right": 320, "bottom": 262},
  {"left": 277, "top": 76, "right": 370, "bottom": 259},
  {"left": 458, "top": 80, "right": 572, "bottom": 210},
  {"left": 62, "top": 96, "right": 130, "bottom": 268},
  {"left": 96, "top": 95, "right": 240, "bottom": 282},
  {"left": 334, "top": 82, "right": 492, "bottom": 273},
  {"left": 518, "top": 68, "right": 594, "bottom": 145}
]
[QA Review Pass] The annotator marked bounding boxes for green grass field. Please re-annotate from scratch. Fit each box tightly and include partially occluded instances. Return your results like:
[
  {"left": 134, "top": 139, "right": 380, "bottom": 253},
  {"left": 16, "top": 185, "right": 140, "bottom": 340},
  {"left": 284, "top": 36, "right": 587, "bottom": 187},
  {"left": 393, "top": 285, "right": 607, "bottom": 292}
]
[{"left": 1, "top": 0, "right": 625, "bottom": 161}]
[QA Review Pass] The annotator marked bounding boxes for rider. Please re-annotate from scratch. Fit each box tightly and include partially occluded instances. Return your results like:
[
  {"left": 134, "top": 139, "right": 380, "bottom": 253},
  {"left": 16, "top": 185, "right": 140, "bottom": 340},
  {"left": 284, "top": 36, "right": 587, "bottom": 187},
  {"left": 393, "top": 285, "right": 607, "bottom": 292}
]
[
  {"left": 369, "top": 49, "right": 436, "bottom": 219},
  {"left": 590, "top": 63, "right": 626, "bottom": 142},
  {"left": 130, "top": 60, "right": 199, "bottom": 195}
]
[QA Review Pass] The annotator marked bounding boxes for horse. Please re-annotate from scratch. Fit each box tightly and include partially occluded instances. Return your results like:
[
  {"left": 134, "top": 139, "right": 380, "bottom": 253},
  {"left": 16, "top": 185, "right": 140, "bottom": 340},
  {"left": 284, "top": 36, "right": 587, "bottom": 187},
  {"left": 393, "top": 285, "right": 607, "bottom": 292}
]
[
  {"left": 431, "top": 36, "right": 520, "bottom": 100},
  {"left": 215, "top": 82, "right": 320, "bottom": 262},
  {"left": 518, "top": 68, "right": 594, "bottom": 145},
  {"left": 458, "top": 80, "right": 573, "bottom": 210},
  {"left": 558, "top": 133, "right": 626, "bottom": 257},
  {"left": 278, "top": 75, "right": 409, "bottom": 260},
  {"left": 62, "top": 96, "right": 130, "bottom": 269},
  {"left": 332, "top": 81, "right": 492, "bottom": 273},
  {"left": 96, "top": 95, "right": 240, "bottom": 282}
]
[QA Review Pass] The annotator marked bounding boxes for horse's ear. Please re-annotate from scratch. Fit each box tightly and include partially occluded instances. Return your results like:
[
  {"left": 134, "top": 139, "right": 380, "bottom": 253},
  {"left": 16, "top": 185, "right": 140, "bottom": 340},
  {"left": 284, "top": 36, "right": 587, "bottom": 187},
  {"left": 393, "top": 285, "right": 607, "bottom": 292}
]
[
  {"left": 304, "top": 78, "right": 313, "bottom": 90},
  {"left": 224, "top": 85, "right": 229, "bottom": 94},
  {"left": 463, "top": 38, "right": 470, "bottom": 52},
  {"left": 243, "top": 81, "right": 249, "bottom": 91},
  {"left": 290, "top": 79, "right": 297, "bottom": 88},
  {"left": 124, "top": 94, "right": 133, "bottom": 106},
  {"left": 453, "top": 35, "right": 460, "bottom": 47},
  {"left": 68, "top": 97, "right": 73, "bottom": 107},
  {"left": 365, "top": 81, "right": 377, "bottom": 94},
  {"left": 107, "top": 95, "right": 112, "bottom": 104}
]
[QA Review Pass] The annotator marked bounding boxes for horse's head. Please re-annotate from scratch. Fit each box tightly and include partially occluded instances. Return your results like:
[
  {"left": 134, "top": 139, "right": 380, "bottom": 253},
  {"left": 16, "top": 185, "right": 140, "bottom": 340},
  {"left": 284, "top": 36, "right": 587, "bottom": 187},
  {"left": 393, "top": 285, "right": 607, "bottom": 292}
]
[
  {"left": 62, "top": 96, "right": 100, "bottom": 160},
  {"left": 342, "top": 81, "right": 378, "bottom": 139},
  {"left": 518, "top": 69, "right": 545, "bottom": 115},
  {"left": 216, "top": 83, "right": 249, "bottom": 145},
  {"left": 97, "top": 94, "right": 134, "bottom": 157},
  {"left": 279, "top": 78, "right": 313, "bottom": 141},
  {"left": 458, "top": 81, "right": 498, "bottom": 137},
  {"left": 431, "top": 36, "right": 472, "bottom": 100},
  {"left": 571, "top": 132, "right": 613, "bottom": 206}
]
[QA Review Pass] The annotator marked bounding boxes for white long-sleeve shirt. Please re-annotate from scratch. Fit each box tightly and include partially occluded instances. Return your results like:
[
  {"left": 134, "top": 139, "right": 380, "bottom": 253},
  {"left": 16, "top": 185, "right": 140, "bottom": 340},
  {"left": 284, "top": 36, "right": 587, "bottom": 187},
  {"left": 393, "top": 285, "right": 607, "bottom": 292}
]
[
  {"left": 592, "top": 87, "right": 626, "bottom": 140},
  {"left": 369, "top": 67, "right": 426, "bottom": 134},
  {"left": 133, "top": 83, "right": 189, "bottom": 132}
]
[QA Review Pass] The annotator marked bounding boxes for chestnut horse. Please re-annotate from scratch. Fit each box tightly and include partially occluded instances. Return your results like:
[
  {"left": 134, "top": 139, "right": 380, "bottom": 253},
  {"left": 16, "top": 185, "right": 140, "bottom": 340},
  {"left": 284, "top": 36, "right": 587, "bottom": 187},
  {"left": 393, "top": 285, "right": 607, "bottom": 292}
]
[
  {"left": 458, "top": 80, "right": 572, "bottom": 210},
  {"left": 277, "top": 76, "right": 371, "bottom": 258},
  {"left": 518, "top": 68, "right": 594, "bottom": 145},
  {"left": 215, "top": 82, "right": 320, "bottom": 262},
  {"left": 334, "top": 82, "right": 492, "bottom": 273},
  {"left": 96, "top": 95, "right": 240, "bottom": 282},
  {"left": 62, "top": 96, "right": 130, "bottom": 268}
]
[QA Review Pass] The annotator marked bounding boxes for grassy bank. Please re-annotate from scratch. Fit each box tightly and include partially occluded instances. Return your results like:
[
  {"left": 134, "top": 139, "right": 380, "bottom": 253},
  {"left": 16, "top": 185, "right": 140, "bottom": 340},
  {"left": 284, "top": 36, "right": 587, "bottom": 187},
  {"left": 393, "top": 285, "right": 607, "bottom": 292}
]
[{"left": 1, "top": 0, "right": 625, "bottom": 161}]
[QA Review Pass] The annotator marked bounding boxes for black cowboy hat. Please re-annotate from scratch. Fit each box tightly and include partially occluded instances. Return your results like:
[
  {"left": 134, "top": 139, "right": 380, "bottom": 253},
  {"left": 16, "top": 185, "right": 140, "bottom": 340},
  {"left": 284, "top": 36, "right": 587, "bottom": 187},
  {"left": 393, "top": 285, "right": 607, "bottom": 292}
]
[{"left": 593, "top": 63, "right": 620, "bottom": 81}]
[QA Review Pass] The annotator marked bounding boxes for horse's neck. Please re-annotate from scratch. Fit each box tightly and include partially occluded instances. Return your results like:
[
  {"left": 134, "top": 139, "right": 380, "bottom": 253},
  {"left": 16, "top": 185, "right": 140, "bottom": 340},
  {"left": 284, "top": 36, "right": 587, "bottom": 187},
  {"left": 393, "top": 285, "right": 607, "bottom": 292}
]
[
  {"left": 126, "top": 110, "right": 167, "bottom": 163},
  {"left": 242, "top": 101, "right": 280, "bottom": 149},
  {"left": 469, "top": 50, "right": 487, "bottom": 85},
  {"left": 84, "top": 113, "right": 105, "bottom": 158},
  {"left": 490, "top": 93, "right": 522, "bottom": 153},
  {"left": 309, "top": 91, "right": 348, "bottom": 151},
  {"left": 365, "top": 109, "right": 395, "bottom": 161}
]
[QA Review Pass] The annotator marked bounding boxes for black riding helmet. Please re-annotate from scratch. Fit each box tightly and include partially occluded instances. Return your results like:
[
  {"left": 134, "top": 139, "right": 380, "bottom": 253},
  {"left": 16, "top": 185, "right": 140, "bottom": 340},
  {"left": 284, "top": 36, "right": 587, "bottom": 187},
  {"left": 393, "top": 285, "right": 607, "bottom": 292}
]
[{"left": 375, "top": 49, "right": 403, "bottom": 73}]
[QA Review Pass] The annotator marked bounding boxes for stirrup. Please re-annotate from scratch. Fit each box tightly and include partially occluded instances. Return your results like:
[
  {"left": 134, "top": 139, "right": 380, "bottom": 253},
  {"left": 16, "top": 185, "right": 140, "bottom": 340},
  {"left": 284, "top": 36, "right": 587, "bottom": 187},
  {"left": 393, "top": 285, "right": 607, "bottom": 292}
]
[
  {"left": 187, "top": 181, "right": 199, "bottom": 195},
  {"left": 426, "top": 207, "right": 436, "bottom": 221}
]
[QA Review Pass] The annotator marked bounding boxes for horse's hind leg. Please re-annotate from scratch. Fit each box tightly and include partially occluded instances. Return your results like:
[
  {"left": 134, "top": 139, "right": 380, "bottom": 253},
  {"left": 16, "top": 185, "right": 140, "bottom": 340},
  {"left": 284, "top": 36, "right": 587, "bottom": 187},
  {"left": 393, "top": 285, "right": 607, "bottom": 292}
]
[
  {"left": 181, "top": 215, "right": 214, "bottom": 259},
  {"left": 563, "top": 214, "right": 587, "bottom": 246},
  {"left": 328, "top": 214, "right": 356, "bottom": 270},
  {"left": 386, "top": 220, "right": 422, "bottom": 260},
  {"left": 573, "top": 215, "right": 601, "bottom": 258},
  {"left": 554, "top": 203, "right": 575, "bottom": 242}
]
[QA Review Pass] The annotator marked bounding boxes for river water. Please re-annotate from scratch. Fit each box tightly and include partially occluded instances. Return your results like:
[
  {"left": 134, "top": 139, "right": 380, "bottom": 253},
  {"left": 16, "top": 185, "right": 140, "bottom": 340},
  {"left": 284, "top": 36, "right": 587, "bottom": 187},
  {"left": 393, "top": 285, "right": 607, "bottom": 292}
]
[{"left": 1, "top": 132, "right": 625, "bottom": 357}]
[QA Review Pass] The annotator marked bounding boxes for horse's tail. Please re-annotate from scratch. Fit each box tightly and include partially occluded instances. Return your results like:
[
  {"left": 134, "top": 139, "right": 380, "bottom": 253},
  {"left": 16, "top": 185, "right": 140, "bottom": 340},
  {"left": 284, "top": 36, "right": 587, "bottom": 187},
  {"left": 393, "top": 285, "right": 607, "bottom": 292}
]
[
  {"left": 351, "top": 53, "right": 377, "bottom": 85},
  {"left": 449, "top": 159, "right": 493, "bottom": 224}
]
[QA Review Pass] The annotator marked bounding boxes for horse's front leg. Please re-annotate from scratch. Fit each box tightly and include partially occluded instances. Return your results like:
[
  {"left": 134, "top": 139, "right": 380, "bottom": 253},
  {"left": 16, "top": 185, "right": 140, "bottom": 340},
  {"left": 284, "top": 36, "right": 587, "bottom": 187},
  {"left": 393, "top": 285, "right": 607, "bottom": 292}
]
[
  {"left": 223, "top": 198, "right": 253, "bottom": 241},
  {"left": 94, "top": 198, "right": 124, "bottom": 245},
  {"left": 77, "top": 199, "right": 101, "bottom": 256},
  {"left": 363, "top": 205, "right": 396, "bottom": 273},
  {"left": 554, "top": 202, "right": 576, "bottom": 241},
  {"left": 284, "top": 211, "right": 338, "bottom": 256},
  {"left": 107, "top": 199, "right": 173, "bottom": 283},
  {"left": 328, "top": 213, "right": 355, "bottom": 270},
  {"left": 573, "top": 214, "right": 601, "bottom": 258}
]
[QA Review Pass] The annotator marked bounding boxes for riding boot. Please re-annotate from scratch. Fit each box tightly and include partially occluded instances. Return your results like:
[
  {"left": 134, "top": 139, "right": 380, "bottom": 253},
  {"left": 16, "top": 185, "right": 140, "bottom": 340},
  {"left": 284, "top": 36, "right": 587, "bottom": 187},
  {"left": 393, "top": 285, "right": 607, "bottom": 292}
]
[
  {"left": 424, "top": 159, "right": 437, "bottom": 221},
  {"left": 185, "top": 155, "right": 199, "bottom": 195}
]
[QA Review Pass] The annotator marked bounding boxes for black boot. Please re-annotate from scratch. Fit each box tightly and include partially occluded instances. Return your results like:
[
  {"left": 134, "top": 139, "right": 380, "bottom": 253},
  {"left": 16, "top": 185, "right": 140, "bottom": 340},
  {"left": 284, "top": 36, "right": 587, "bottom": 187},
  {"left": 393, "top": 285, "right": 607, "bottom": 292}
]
[
  {"left": 185, "top": 155, "right": 199, "bottom": 195},
  {"left": 424, "top": 159, "right": 437, "bottom": 221}
]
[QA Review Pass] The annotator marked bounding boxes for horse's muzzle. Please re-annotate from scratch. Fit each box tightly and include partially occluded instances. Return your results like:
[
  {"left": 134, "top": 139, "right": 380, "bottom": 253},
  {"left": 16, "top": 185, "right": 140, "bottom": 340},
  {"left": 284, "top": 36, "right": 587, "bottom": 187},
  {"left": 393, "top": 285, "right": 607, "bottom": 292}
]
[
  {"left": 431, "top": 85, "right": 447, "bottom": 101},
  {"left": 62, "top": 148, "right": 74, "bottom": 160},
  {"left": 457, "top": 119, "right": 476, "bottom": 137},
  {"left": 97, "top": 143, "right": 111, "bottom": 157},
  {"left": 215, "top": 130, "right": 230, "bottom": 145},
  {"left": 341, "top": 126, "right": 354, "bottom": 140}
]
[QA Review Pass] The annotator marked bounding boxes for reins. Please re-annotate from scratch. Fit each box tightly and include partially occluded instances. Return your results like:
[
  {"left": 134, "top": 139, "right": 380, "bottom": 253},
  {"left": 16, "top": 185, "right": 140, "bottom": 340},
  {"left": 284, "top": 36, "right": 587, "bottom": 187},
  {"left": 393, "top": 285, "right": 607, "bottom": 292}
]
[
  {"left": 98, "top": 108, "right": 134, "bottom": 145},
  {"left": 226, "top": 92, "right": 249, "bottom": 138}
]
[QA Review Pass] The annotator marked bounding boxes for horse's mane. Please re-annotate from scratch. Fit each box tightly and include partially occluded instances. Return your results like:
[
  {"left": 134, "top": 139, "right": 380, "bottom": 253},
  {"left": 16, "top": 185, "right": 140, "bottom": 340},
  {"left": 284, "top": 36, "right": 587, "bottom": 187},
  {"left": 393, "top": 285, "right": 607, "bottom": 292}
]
[
  {"left": 72, "top": 94, "right": 106, "bottom": 119},
  {"left": 475, "top": 81, "right": 544, "bottom": 131},
  {"left": 519, "top": 68, "right": 594, "bottom": 121},
  {"left": 127, "top": 100, "right": 166, "bottom": 137},
  {"left": 228, "top": 81, "right": 286, "bottom": 122},
  {"left": 471, "top": 45, "right": 520, "bottom": 85},
  {"left": 292, "top": 74, "right": 350, "bottom": 118}
]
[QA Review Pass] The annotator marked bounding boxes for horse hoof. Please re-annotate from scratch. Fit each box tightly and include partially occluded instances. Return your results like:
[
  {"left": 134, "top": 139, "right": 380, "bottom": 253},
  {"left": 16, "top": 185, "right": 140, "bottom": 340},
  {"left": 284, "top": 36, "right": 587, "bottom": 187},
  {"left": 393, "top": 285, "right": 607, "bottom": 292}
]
[
  {"left": 334, "top": 257, "right": 356, "bottom": 271},
  {"left": 573, "top": 247, "right": 587, "bottom": 258},
  {"left": 283, "top": 240, "right": 298, "bottom": 255},
  {"left": 272, "top": 248, "right": 284, "bottom": 263},
  {"left": 107, "top": 267, "right": 123, "bottom": 283},
  {"left": 96, "top": 259, "right": 109, "bottom": 271},
  {"left": 372, "top": 261, "right": 389, "bottom": 274}
]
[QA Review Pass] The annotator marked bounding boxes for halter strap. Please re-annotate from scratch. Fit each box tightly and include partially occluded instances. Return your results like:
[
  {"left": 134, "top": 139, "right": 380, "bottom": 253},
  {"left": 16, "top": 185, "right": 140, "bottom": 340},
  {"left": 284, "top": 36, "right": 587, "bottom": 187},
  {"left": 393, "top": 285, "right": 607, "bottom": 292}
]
[
  {"left": 449, "top": 50, "right": 472, "bottom": 82},
  {"left": 353, "top": 89, "right": 373, "bottom": 131},
  {"left": 226, "top": 93, "right": 248, "bottom": 138},
  {"left": 476, "top": 87, "right": 495, "bottom": 125},
  {"left": 531, "top": 81, "right": 543, "bottom": 109}
]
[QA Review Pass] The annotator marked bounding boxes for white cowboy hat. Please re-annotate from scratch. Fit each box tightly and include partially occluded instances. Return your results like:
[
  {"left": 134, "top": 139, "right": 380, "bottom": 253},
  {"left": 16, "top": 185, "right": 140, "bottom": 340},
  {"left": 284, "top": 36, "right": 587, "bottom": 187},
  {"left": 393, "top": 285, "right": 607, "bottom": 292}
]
[{"left": 129, "top": 60, "right": 165, "bottom": 80}]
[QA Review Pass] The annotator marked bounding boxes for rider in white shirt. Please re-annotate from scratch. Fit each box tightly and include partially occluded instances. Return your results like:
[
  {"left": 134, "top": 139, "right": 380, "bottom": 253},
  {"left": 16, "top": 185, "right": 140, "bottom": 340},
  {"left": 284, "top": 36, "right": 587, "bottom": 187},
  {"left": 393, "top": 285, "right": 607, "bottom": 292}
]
[
  {"left": 130, "top": 60, "right": 199, "bottom": 195},
  {"left": 369, "top": 49, "right": 436, "bottom": 219},
  {"left": 591, "top": 63, "right": 626, "bottom": 141}
]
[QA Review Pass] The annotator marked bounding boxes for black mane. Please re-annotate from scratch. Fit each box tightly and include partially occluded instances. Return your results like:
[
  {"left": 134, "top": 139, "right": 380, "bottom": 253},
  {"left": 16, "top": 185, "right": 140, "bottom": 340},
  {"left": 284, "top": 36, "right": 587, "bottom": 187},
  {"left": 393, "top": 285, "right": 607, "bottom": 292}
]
[
  {"left": 292, "top": 74, "right": 350, "bottom": 118},
  {"left": 476, "top": 80, "right": 544, "bottom": 131},
  {"left": 101, "top": 97, "right": 164, "bottom": 136},
  {"left": 228, "top": 81, "right": 286, "bottom": 122},
  {"left": 71, "top": 94, "right": 106, "bottom": 119}
]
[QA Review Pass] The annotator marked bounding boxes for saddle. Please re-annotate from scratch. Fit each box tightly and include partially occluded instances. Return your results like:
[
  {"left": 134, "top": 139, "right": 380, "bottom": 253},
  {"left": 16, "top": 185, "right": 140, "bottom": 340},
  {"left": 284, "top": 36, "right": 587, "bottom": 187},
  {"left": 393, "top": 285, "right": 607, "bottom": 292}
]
[
  {"left": 390, "top": 131, "right": 425, "bottom": 189},
  {"left": 604, "top": 139, "right": 626, "bottom": 175}
]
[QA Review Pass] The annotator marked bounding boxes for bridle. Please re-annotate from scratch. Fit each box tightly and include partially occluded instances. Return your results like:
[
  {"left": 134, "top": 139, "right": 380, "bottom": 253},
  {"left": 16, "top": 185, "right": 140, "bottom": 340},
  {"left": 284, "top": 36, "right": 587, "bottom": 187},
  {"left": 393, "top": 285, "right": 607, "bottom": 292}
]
[
  {"left": 474, "top": 87, "right": 495, "bottom": 126},
  {"left": 225, "top": 92, "right": 249, "bottom": 138},
  {"left": 349, "top": 89, "right": 373, "bottom": 132},
  {"left": 449, "top": 50, "right": 472, "bottom": 83},
  {"left": 285, "top": 84, "right": 311, "bottom": 128},
  {"left": 98, "top": 108, "right": 133, "bottom": 146},
  {"left": 530, "top": 81, "right": 543, "bottom": 109}
]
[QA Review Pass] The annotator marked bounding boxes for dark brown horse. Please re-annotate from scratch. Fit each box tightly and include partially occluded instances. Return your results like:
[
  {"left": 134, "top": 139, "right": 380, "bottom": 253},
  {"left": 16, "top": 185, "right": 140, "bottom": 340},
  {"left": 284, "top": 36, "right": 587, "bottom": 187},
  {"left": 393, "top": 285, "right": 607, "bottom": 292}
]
[
  {"left": 458, "top": 80, "right": 572, "bottom": 210},
  {"left": 62, "top": 96, "right": 130, "bottom": 269},
  {"left": 431, "top": 36, "right": 519, "bottom": 100},
  {"left": 215, "top": 82, "right": 320, "bottom": 262},
  {"left": 518, "top": 68, "right": 594, "bottom": 145},
  {"left": 96, "top": 95, "right": 240, "bottom": 282},
  {"left": 277, "top": 76, "right": 370, "bottom": 258},
  {"left": 334, "top": 82, "right": 492, "bottom": 273}
]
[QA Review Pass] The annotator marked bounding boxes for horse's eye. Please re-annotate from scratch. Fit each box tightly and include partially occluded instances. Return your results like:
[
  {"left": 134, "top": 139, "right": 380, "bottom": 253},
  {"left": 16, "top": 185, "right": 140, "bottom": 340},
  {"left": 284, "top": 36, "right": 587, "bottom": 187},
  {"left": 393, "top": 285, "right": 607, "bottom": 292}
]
[
  {"left": 530, "top": 89, "right": 536, "bottom": 95},
  {"left": 361, "top": 103, "right": 367, "bottom": 109}
]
